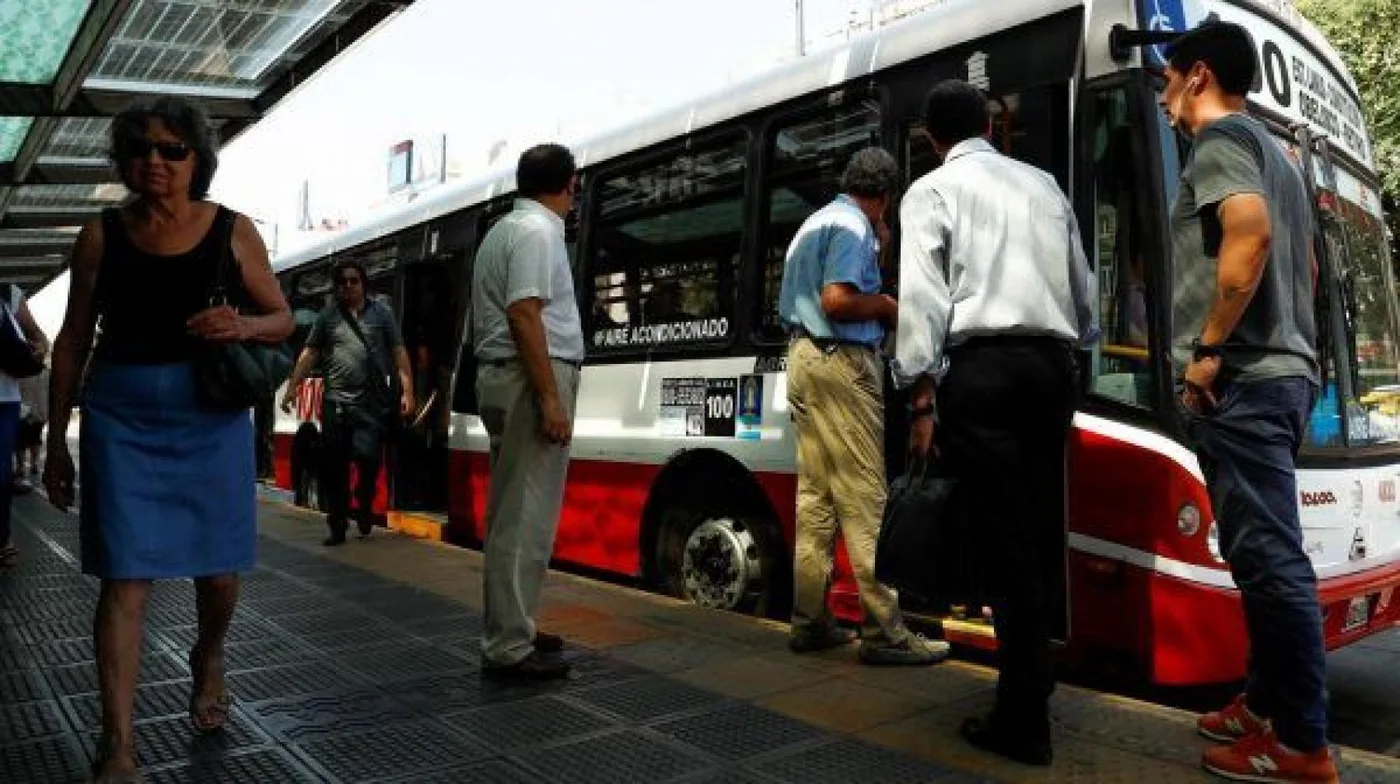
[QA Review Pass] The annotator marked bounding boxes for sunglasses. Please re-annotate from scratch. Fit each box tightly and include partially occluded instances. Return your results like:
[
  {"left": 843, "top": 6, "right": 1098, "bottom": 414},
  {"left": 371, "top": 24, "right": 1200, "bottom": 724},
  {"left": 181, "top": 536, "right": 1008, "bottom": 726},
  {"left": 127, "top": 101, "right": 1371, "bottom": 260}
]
[{"left": 122, "top": 140, "right": 193, "bottom": 162}]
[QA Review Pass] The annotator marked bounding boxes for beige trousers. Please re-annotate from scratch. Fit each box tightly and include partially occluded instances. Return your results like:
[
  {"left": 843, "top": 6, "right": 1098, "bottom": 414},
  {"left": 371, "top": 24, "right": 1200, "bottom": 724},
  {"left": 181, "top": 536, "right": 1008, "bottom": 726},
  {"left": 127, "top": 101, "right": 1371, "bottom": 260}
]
[
  {"left": 476, "top": 358, "right": 580, "bottom": 666},
  {"left": 786, "top": 337, "right": 907, "bottom": 643}
]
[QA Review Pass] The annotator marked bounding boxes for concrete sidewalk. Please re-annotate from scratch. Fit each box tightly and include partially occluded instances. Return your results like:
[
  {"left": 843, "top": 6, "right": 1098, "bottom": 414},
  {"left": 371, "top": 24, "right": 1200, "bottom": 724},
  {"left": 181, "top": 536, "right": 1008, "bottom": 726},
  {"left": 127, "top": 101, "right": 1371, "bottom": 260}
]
[{"left": 2, "top": 495, "right": 1398, "bottom": 783}]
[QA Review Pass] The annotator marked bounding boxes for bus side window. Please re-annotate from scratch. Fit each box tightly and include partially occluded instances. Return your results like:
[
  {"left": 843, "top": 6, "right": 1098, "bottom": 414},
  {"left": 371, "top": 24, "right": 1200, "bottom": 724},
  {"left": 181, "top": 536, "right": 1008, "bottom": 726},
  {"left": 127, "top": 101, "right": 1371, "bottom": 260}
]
[
  {"left": 586, "top": 133, "right": 747, "bottom": 352},
  {"left": 1087, "top": 89, "right": 1153, "bottom": 408},
  {"left": 758, "top": 99, "right": 882, "bottom": 342}
]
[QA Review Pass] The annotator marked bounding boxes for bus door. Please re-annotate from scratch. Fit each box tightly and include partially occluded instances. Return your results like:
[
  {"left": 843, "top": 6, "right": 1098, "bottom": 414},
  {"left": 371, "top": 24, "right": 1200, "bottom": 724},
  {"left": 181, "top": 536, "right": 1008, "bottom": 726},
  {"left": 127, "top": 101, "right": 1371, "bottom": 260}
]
[
  {"left": 396, "top": 259, "right": 457, "bottom": 511},
  {"left": 891, "top": 81, "right": 1073, "bottom": 641}
]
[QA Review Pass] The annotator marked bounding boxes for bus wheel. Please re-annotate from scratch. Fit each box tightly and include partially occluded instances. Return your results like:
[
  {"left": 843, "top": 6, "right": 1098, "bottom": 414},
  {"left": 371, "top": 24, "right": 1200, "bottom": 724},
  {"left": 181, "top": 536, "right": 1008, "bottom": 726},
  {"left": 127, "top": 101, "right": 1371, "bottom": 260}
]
[{"left": 656, "top": 500, "right": 787, "bottom": 618}]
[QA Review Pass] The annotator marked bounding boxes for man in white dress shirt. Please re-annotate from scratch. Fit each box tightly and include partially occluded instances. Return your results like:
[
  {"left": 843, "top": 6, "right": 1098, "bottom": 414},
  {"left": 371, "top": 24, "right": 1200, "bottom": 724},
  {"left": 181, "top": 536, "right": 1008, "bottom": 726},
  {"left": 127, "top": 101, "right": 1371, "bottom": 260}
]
[
  {"left": 472, "top": 143, "right": 585, "bottom": 680},
  {"left": 894, "top": 79, "right": 1096, "bottom": 766}
]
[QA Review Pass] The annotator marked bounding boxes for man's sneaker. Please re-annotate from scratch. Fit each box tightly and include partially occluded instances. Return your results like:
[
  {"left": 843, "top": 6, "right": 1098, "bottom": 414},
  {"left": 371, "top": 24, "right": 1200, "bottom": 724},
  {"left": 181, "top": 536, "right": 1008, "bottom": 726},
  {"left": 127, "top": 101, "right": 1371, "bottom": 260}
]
[
  {"left": 1202, "top": 730, "right": 1339, "bottom": 783},
  {"left": 788, "top": 624, "right": 857, "bottom": 654},
  {"left": 859, "top": 633, "right": 950, "bottom": 666},
  {"left": 1199, "top": 694, "right": 1270, "bottom": 743}
]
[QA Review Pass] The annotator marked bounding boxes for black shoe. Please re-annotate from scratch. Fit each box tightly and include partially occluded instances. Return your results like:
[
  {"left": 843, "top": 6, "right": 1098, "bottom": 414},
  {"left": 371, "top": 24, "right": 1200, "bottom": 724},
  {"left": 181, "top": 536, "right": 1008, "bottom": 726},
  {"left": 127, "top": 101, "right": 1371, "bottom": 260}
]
[
  {"left": 959, "top": 715, "right": 1052, "bottom": 767},
  {"left": 482, "top": 651, "right": 570, "bottom": 681},
  {"left": 322, "top": 532, "right": 346, "bottom": 547},
  {"left": 533, "top": 631, "right": 565, "bottom": 653},
  {"left": 356, "top": 520, "right": 373, "bottom": 539},
  {"left": 789, "top": 624, "right": 858, "bottom": 653}
]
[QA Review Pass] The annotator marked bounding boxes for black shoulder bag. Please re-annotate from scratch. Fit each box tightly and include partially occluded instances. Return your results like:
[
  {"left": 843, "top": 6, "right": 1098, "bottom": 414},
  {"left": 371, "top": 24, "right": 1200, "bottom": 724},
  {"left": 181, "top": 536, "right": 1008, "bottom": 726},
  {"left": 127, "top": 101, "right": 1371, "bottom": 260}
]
[
  {"left": 192, "top": 212, "right": 293, "bottom": 411},
  {"left": 340, "top": 301, "right": 402, "bottom": 433}
]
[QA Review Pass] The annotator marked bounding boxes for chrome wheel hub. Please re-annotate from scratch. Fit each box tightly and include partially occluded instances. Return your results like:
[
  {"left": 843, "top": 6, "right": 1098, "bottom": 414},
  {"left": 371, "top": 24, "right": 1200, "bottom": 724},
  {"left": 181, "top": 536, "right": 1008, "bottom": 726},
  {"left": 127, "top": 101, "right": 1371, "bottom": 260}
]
[{"left": 681, "top": 517, "right": 761, "bottom": 610}]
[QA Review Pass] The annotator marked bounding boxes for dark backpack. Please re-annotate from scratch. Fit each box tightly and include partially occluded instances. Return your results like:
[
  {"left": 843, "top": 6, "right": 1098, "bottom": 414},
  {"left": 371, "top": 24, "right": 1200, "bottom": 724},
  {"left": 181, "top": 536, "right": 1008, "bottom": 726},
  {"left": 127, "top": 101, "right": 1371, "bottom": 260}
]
[{"left": 0, "top": 284, "right": 42, "bottom": 379}]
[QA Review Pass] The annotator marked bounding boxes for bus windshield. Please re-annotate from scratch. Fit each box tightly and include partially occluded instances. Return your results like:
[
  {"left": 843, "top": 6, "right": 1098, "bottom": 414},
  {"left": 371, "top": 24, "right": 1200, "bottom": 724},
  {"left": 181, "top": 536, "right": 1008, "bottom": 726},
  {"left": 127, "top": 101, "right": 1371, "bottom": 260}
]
[{"left": 1324, "top": 168, "right": 1400, "bottom": 445}]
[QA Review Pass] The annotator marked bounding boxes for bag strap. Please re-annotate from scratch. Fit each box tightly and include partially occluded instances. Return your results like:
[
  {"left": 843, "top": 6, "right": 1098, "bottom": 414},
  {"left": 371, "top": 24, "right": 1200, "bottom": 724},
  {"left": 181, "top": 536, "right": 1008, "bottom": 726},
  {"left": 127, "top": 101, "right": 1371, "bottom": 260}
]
[
  {"left": 209, "top": 207, "right": 239, "bottom": 308},
  {"left": 340, "top": 300, "right": 393, "bottom": 383}
]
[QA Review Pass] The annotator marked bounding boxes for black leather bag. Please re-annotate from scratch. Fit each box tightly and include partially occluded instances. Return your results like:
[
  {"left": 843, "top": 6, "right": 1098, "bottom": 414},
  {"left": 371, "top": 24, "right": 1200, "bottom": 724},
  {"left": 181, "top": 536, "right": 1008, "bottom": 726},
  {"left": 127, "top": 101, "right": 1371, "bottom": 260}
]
[
  {"left": 0, "top": 285, "right": 42, "bottom": 380},
  {"left": 875, "top": 456, "right": 973, "bottom": 605},
  {"left": 192, "top": 213, "right": 293, "bottom": 411}
]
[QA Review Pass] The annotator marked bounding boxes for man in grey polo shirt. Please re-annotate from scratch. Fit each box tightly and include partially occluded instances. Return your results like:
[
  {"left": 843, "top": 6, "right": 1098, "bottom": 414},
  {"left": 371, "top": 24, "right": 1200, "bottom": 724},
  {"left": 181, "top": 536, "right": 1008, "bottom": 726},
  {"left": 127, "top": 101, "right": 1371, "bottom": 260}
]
[
  {"left": 284, "top": 259, "right": 413, "bottom": 547},
  {"left": 472, "top": 143, "right": 585, "bottom": 680}
]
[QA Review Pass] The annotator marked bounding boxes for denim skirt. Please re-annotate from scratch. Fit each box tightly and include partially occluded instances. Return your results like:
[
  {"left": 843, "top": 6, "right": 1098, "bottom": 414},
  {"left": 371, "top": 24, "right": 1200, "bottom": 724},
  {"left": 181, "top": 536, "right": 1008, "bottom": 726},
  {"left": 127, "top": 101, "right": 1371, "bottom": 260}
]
[{"left": 79, "top": 362, "right": 255, "bottom": 579}]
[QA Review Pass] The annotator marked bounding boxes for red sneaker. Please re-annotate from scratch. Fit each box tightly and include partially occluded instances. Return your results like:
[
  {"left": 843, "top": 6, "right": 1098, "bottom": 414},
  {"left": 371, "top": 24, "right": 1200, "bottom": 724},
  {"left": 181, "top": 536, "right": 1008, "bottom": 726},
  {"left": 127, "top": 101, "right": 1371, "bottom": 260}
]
[
  {"left": 1198, "top": 694, "right": 1270, "bottom": 743},
  {"left": 1202, "top": 730, "right": 1339, "bottom": 783}
]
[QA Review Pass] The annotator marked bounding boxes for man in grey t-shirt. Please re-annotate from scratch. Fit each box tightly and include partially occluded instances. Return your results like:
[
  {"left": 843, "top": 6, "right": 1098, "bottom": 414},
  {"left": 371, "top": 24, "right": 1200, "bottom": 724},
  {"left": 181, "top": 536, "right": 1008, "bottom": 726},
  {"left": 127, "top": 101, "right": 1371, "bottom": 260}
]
[
  {"left": 283, "top": 260, "right": 413, "bottom": 546},
  {"left": 1159, "top": 22, "right": 1334, "bottom": 782}
]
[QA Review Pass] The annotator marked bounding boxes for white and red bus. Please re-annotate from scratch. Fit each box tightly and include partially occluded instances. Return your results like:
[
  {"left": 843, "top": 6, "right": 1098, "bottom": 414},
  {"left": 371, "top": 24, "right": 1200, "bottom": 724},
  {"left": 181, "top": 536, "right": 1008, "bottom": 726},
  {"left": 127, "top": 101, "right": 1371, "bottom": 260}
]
[{"left": 269, "top": 0, "right": 1400, "bottom": 686}]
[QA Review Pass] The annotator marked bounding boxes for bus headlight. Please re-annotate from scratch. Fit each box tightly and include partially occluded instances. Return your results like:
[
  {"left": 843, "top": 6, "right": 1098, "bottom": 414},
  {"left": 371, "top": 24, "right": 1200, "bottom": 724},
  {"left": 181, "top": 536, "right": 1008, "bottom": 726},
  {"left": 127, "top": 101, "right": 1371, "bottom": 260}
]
[
  {"left": 1177, "top": 503, "right": 1201, "bottom": 537},
  {"left": 1206, "top": 522, "right": 1225, "bottom": 564}
]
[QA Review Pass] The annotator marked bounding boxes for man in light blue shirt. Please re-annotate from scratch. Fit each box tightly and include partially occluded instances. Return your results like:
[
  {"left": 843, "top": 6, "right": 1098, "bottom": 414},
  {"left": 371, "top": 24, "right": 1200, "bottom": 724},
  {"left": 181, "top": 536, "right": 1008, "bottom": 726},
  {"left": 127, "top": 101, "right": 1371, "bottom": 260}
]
[{"left": 777, "top": 147, "right": 947, "bottom": 667}]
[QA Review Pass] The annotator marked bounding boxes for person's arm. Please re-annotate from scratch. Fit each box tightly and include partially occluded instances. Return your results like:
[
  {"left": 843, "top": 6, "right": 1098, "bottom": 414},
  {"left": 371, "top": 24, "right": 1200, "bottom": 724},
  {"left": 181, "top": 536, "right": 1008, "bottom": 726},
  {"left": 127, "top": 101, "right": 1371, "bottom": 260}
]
[
  {"left": 1197, "top": 193, "right": 1271, "bottom": 347},
  {"left": 46, "top": 221, "right": 102, "bottom": 460},
  {"left": 382, "top": 305, "right": 414, "bottom": 416},
  {"left": 819, "top": 220, "right": 897, "bottom": 326},
  {"left": 281, "top": 346, "right": 321, "bottom": 410},
  {"left": 14, "top": 299, "right": 49, "bottom": 361},
  {"left": 891, "top": 184, "right": 954, "bottom": 389},
  {"left": 504, "top": 226, "right": 569, "bottom": 443},
  {"left": 187, "top": 215, "right": 293, "bottom": 344}
]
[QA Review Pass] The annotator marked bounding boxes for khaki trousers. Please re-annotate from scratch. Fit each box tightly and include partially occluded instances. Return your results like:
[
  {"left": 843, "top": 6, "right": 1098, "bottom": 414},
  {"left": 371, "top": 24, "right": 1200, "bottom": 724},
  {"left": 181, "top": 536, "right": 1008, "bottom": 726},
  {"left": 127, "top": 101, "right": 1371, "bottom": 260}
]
[
  {"left": 476, "top": 358, "right": 580, "bottom": 666},
  {"left": 786, "top": 337, "right": 906, "bottom": 643}
]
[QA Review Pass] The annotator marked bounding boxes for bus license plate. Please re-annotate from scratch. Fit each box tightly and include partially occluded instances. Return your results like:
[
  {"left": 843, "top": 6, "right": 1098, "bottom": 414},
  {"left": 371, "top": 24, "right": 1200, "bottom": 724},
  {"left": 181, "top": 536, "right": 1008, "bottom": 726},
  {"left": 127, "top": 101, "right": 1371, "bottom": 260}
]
[{"left": 1343, "top": 596, "right": 1370, "bottom": 633}]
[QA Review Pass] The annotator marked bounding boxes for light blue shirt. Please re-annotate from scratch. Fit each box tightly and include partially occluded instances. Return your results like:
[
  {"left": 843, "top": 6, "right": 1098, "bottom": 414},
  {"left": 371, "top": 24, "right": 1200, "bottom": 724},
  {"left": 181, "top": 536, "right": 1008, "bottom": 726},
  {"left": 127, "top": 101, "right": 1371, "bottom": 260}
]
[
  {"left": 777, "top": 195, "right": 884, "bottom": 347},
  {"left": 893, "top": 138, "right": 1098, "bottom": 387},
  {"left": 471, "top": 198, "right": 586, "bottom": 362}
]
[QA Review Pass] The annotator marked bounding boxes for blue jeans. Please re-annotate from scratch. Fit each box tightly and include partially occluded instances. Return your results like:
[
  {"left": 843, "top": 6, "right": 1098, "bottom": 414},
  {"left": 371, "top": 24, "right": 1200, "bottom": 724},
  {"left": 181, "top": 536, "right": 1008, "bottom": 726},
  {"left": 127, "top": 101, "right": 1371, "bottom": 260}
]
[{"left": 1182, "top": 376, "right": 1328, "bottom": 751}]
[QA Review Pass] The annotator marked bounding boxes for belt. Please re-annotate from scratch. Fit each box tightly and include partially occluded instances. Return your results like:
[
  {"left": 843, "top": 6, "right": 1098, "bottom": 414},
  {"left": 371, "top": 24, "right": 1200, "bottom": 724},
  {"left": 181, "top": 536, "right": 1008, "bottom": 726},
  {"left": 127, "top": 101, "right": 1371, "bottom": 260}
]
[
  {"left": 948, "top": 334, "right": 1074, "bottom": 354},
  {"left": 790, "top": 328, "right": 879, "bottom": 354},
  {"left": 482, "top": 355, "right": 583, "bottom": 370}
]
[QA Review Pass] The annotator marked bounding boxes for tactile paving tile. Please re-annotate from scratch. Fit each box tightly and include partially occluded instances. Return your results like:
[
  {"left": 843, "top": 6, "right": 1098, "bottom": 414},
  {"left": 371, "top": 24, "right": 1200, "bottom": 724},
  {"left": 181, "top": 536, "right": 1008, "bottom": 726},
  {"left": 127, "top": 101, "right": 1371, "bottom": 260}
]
[
  {"left": 446, "top": 695, "right": 616, "bottom": 751},
  {"left": 145, "top": 746, "right": 323, "bottom": 784},
  {"left": 378, "top": 759, "right": 553, "bottom": 784},
  {"left": 89, "top": 710, "right": 267, "bottom": 769},
  {"left": 243, "top": 593, "right": 345, "bottom": 617},
  {"left": 67, "top": 680, "right": 194, "bottom": 729},
  {"left": 299, "top": 624, "right": 410, "bottom": 653},
  {"left": 671, "top": 770, "right": 789, "bottom": 784},
  {"left": 571, "top": 675, "right": 726, "bottom": 722},
  {"left": 227, "top": 662, "right": 360, "bottom": 702},
  {"left": 511, "top": 728, "right": 712, "bottom": 784},
  {"left": 265, "top": 608, "right": 377, "bottom": 636},
  {"left": 47, "top": 654, "right": 187, "bottom": 697},
  {"left": 0, "top": 644, "right": 36, "bottom": 673},
  {"left": 243, "top": 686, "right": 418, "bottom": 742},
  {"left": 340, "top": 644, "right": 477, "bottom": 683},
  {"left": 609, "top": 637, "right": 751, "bottom": 674},
  {"left": 29, "top": 637, "right": 96, "bottom": 668},
  {"left": 756, "top": 737, "right": 959, "bottom": 783},
  {"left": 160, "top": 619, "right": 279, "bottom": 650},
  {"left": 389, "top": 672, "right": 504, "bottom": 713},
  {"left": 296, "top": 719, "right": 490, "bottom": 782},
  {"left": 400, "top": 613, "right": 484, "bottom": 640},
  {"left": 4, "top": 598, "right": 92, "bottom": 624},
  {"left": 653, "top": 703, "right": 825, "bottom": 760},
  {"left": 0, "top": 733, "right": 90, "bottom": 783},
  {"left": 0, "top": 700, "right": 68, "bottom": 744},
  {"left": 0, "top": 669, "right": 51, "bottom": 704},
  {"left": 19, "top": 616, "right": 96, "bottom": 644},
  {"left": 223, "top": 638, "right": 317, "bottom": 672},
  {"left": 142, "top": 604, "right": 202, "bottom": 629}
]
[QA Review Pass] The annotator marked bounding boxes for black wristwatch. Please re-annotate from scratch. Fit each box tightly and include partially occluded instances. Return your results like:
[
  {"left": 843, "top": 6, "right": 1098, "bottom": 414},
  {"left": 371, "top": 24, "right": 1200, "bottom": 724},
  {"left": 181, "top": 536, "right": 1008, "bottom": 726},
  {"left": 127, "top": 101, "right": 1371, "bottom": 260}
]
[
  {"left": 909, "top": 402, "right": 935, "bottom": 419},
  {"left": 1191, "top": 338, "right": 1224, "bottom": 362}
]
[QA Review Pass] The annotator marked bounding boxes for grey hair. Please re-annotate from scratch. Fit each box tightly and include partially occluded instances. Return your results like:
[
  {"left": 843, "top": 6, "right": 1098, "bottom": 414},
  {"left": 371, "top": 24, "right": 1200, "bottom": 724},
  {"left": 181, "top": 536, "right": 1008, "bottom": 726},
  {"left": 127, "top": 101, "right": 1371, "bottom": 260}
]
[{"left": 839, "top": 147, "right": 900, "bottom": 198}]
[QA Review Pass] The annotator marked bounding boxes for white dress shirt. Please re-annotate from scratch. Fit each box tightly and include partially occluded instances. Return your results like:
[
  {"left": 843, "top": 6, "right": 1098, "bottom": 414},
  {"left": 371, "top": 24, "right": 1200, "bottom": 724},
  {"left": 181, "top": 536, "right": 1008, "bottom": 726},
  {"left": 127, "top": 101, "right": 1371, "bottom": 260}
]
[
  {"left": 472, "top": 198, "right": 586, "bottom": 363},
  {"left": 892, "top": 137, "right": 1097, "bottom": 387}
]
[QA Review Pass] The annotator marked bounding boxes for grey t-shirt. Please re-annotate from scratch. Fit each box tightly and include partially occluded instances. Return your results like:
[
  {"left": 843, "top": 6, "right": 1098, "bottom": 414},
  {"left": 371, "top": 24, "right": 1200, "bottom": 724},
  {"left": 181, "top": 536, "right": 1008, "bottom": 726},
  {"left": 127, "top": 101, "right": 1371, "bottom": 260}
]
[
  {"left": 1170, "top": 114, "right": 1319, "bottom": 386},
  {"left": 307, "top": 297, "right": 404, "bottom": 406}
]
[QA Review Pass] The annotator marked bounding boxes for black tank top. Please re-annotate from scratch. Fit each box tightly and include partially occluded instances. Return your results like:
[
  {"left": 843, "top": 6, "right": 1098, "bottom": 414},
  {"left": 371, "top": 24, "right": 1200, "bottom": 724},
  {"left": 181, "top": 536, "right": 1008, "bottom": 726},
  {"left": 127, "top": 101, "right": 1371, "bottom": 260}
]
[{"left": 94, "top": 204, "right": 242, "bottom": 364}]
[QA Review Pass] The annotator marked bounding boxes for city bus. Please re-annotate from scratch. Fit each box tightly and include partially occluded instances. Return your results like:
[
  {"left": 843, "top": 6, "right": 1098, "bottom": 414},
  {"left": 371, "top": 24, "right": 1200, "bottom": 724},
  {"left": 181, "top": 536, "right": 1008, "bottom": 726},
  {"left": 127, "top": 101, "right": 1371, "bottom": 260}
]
[{"left": 268, "top": 0, "right": 1400, "bottom": 686}]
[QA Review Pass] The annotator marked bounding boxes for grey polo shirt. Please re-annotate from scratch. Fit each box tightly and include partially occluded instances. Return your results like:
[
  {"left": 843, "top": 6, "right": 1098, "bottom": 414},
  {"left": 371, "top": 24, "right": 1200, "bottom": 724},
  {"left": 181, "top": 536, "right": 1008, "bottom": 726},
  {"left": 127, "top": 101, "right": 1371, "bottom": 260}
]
[
  {"left": 471, "top": 198, "right": 585, "bottom": 363},
  {"left": 306, "top": 297, "right": 404, "bottom": 405}
]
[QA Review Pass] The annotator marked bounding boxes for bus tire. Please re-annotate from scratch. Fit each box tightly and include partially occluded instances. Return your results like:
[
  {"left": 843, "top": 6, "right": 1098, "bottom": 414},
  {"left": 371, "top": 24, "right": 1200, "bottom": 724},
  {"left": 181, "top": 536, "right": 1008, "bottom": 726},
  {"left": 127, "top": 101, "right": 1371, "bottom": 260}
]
[{"left": 651, "top": 478, "right": 790, "bottom": 620}]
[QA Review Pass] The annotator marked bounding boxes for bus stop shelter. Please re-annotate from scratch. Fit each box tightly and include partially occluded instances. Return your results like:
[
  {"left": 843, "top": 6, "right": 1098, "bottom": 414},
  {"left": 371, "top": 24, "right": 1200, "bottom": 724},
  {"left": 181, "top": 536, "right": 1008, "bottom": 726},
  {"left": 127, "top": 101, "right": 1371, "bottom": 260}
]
[{"left": 0, "top": 0, "right": 414, "bottom": 295}]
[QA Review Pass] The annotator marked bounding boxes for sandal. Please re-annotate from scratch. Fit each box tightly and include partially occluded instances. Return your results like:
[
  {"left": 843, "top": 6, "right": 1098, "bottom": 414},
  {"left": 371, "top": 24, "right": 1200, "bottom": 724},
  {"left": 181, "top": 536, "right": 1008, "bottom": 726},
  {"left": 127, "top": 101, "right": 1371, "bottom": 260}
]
[
  {"left": 187, "top": 650, "right": 233, "bottom": 734},
  {"left": 0, "top": 545, "right": 18, "bottom": 569}
]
